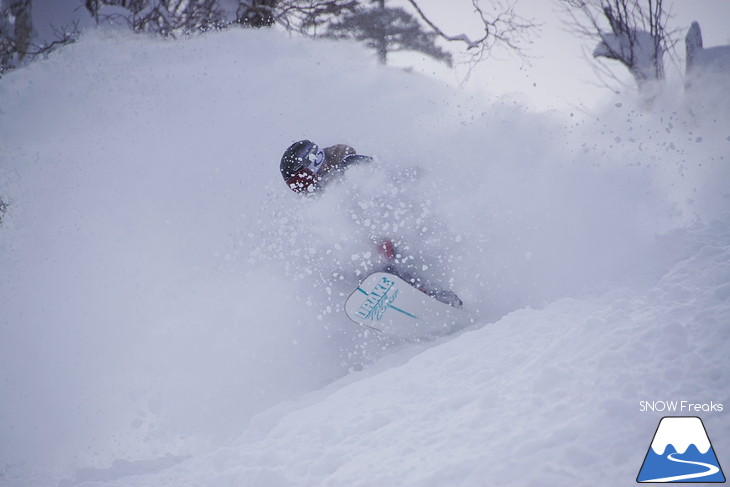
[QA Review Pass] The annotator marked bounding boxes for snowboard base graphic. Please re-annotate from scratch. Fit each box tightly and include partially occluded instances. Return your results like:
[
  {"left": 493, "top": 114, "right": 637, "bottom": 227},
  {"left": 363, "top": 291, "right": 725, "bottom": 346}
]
[{"left": 345, "top": 272, "right": 471, "bottom": 340}]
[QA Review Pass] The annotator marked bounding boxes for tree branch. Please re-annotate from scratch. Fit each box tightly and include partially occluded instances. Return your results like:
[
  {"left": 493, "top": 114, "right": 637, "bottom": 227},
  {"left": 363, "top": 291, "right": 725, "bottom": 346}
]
[{"left": 404, "top": 0, "right": 485, "bottom": 49}]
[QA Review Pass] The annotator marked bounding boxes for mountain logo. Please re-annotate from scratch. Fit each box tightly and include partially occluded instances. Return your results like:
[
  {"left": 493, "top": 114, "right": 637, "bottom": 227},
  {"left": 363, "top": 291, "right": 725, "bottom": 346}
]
[{"left": 637, "top": 416, "right": 726, "bottom": 483}]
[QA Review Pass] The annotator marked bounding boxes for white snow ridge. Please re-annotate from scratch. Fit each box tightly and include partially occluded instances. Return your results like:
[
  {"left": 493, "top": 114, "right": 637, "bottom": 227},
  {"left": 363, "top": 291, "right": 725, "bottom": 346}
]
[{"left": 650, "top": 417, "right": 712, "bottom": 455}]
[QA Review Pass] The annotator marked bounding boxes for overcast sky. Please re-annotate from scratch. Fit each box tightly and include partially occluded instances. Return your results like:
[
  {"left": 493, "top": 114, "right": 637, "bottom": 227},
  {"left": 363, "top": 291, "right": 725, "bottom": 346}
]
[{"left": 396, "top": 0, "right": 730, "bottom": 112}]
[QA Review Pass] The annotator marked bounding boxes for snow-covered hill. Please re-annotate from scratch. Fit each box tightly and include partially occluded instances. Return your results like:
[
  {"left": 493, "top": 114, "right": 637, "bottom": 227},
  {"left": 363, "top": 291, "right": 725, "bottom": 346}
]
[{"left": 0, "top": 28, "right": 728, "bottom": 486}]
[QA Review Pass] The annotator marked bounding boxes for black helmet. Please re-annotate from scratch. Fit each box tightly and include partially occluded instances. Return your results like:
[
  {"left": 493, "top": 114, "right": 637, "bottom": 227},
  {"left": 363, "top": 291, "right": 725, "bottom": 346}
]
[
  {"left": 280, "top": 140, "right": 320, "bottom": 179},
  {"left": 280, "top": 140, "right": 326, "bottom": 193}
]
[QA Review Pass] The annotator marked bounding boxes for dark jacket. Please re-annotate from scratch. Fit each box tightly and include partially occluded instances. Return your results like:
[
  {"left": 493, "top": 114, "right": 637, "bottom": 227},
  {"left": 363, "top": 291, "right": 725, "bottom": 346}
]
[{"left": 315, "top": 144, "right": 371, "bottom": 191}]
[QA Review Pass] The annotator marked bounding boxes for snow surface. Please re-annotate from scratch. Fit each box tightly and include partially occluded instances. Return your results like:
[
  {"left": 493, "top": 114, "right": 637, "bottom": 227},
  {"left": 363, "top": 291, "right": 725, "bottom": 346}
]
[{"left": 0, "top": 28, "right": 729, "bottom": 486}]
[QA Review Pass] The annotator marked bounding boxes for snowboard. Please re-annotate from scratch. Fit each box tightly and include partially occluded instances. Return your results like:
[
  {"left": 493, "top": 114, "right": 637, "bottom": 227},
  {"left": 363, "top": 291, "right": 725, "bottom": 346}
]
[{"left": 345, "top": 272, "right": 471, "bottom": 340}]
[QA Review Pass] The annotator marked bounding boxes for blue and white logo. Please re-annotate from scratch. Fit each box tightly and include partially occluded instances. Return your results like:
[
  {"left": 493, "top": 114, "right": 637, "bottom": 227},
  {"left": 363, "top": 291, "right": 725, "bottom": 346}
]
[{"left": 637, "top": 416, "right": 725, "bottom": 483}]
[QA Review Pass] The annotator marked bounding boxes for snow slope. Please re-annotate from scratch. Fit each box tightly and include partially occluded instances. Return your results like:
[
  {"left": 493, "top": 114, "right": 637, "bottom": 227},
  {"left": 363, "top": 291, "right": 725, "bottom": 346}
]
[{"left": 0, "top": 28, "right": 728, "bottom": 486}]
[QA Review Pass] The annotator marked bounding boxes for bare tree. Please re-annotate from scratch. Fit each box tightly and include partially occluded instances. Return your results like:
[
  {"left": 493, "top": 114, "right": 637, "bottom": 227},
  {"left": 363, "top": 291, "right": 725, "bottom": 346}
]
[
  {"left": 279, "top": 0, "right": 534, "bottom": 77},
  {"left": 234, "top": 0, "right": 534, "bottom": 72},
  {"left": 3, "top": 0, "right": 535, "bottom": 76},
  {"left": 1, "top": 0, "right": 32, "bottom": 72},
  {"left": 407, "top": 0, "right": 534, "bottom": 65},
  {"left": 86, "top": 0, "right": 226, "bottom": 36},
  {"left": 324, "top": 0, "right": 452, "bottom": 66},
  {"left": 234, "top": 0, "right": 278, "bottom": 28},
  {"left": 280, "top": 0, "right": 358, "bottom": 34},
  {"left": 2, "top": 0, "right": 82, "bottom": 74},
  {"left": 559, "top": 0, "right": 678, "bottom": 95}
]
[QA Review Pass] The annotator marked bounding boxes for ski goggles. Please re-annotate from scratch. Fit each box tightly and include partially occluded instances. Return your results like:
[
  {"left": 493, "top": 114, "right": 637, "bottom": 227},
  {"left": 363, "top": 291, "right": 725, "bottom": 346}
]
[{"left": 285, "top": 147, "right": 326, "bottom": 193}]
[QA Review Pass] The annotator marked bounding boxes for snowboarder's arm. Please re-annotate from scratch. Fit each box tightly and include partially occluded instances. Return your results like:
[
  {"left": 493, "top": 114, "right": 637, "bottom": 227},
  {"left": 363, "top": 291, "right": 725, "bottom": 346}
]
[
  {"left": 342, "top": 154, "right": 374, "bottom": 166},
  {"left": 323, "top": 144, "right": 373, "bottom": 170},
  {"left": 323, "top": 144, "right": 356, "bottom": 164}
]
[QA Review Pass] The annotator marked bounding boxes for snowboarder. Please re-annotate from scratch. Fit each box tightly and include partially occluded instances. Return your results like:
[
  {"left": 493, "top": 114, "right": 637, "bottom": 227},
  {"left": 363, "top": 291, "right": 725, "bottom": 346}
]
[
  {"left": 280, "top": 139, "right": 462, "bottom": 308},
  {"left": 280, "top": 139, "right": 371, "bottom": 195}
]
